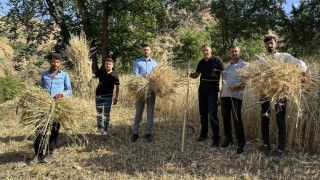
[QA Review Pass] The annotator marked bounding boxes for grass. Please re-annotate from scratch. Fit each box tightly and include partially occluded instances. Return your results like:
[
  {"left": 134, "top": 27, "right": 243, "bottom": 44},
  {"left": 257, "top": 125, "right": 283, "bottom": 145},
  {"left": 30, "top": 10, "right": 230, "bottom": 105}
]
[{"left": 0, "top": 73, "right": 319, "bottom": 179}]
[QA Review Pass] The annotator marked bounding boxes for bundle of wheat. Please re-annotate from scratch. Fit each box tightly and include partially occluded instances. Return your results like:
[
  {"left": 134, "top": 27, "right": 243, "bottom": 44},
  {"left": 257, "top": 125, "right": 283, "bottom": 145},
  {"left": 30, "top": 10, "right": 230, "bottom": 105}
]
[
  {"left": 126, "top": 76, "right": 150, "bottom": 100},
  {"left": 17, "top": 86, "right": 96, "bottom": 138},
  {"left": 238, "top": 55, "right": 319, "bottom": 105},
  {"left": 65, "top": 32, "right": 92, "bottom": 98},
  {"left": 149, "top": 62, "right": 181, "bottom": 99}
]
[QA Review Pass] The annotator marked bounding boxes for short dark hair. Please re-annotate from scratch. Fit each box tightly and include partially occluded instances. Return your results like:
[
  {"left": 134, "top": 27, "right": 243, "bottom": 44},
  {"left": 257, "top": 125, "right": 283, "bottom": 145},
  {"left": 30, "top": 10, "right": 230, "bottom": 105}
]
[
  {"left": 229, "top": 45, "right": 240, "bottom": 50},
  {"left": 48, "top": 53, "right": 62, "bottom": 61},
  {"left": 142, "top": 44, "right": 151, "bottom": 48},
  {"left": 201, "top": 44, "right": 211, "bottom": 49},
  {"left": 264, "top": 36, "right": 277, "bottom": 43},
  {"left": 105, "top": 58, "right": 114, "bottom": 63}
]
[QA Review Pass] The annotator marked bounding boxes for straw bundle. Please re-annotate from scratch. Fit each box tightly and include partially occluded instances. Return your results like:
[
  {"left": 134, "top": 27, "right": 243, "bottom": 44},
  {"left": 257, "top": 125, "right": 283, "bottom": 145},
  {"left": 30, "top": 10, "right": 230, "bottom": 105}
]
[
  {"left": 126, "top": 63, "right": 181, "bottom": 100},
  {"left": 65, "top": 32, "right": 92, "bottom": 98},
  {"left": 238, "top": 55, "right": 319, "bottom": 105},
  {"left": 18, "top": 86, "right": 96, "bottom": 137},
  {"left": 149, "top": 62, "right": 181, "bottom": 99},
  {"left": 126, "top": 76, "right": 150, "bottom": 100}
]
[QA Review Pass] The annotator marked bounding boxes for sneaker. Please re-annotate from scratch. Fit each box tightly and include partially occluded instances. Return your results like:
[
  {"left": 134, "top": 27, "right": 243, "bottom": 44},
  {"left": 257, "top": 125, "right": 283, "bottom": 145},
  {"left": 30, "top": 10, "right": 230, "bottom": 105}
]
[
  {"left": 29, "top": 156, "right": 40, "bottom": 165},
  {"left": 41, "top": 154, "right": 53, "bottom": 164},
  {"left": 272, "top": 149, "right": 285, "bottom": 163},
  {"left": 236, "top": 147, "right": 245, "bottom": 154},
  {"left": 102, "top": 132, "right": 108, "bottom": 141},
  {"left": 197, "top": 137, "right": 207, "bottom": 142},
  {"left": 260, "top": 144, "right": 271, "bottom": 158},
  {"left": 221, "top": 141, "right": 233, "bottom": 149},
  {"left": 132, "top": 134, "right": 139, "bottom": 142},
  {"left": 145, "top": 134, "right": 153, "bottom": 142},
  {"left": 94, "top": 130, "right": 102, "bottom": 137},
  {"left": 211, "top": 141, "right": 219, "bottom": 148}
]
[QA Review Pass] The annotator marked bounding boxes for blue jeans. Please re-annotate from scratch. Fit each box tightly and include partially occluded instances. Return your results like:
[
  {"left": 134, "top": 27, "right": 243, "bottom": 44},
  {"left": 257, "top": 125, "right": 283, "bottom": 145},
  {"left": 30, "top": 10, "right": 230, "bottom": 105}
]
[
  {"left": 198, "top": 91, "right": 220, "bottom": 143},
  {"left": 96, "top": 96, "right": 113, "bottom": 132}
]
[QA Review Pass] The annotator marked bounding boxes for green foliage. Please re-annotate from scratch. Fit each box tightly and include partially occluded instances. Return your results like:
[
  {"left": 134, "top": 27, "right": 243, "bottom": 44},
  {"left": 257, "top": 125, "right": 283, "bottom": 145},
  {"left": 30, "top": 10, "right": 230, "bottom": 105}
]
[
  {"left": 210, "top": 0, "right": 286, "bottom": 58},
  {"left": 9, "top": 41, "right": 28, "bottom": 55},
  {"left": 0, "top": 76, "right": 26, "bottom": 103},
  {"left": 234, "top": 34, "right": 265, "bottom": 61},
  {"left": 173, "top": 25, "right": 212, "bottom": 62},
  {"left": 278, "top": 0, "right": 320, "bottom": 56}
]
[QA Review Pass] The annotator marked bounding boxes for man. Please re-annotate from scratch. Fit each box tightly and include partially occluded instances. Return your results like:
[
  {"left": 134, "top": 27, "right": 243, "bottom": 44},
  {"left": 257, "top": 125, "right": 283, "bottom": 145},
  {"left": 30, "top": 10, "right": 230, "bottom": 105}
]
[
  {"left": 30, "top": 53, "right": 72, "bottom": 165},
  {"left": 186, "top": 45, "right": 225, "bottom": 147},
  {"left": 220, "top": 46, "right": 247, "bottom": 154},
  {"left": 132, "top": 44, "right": 157, "bottom": 142},
  {"left": 259, "top": 36, "right": 307, "bottom": 162}
]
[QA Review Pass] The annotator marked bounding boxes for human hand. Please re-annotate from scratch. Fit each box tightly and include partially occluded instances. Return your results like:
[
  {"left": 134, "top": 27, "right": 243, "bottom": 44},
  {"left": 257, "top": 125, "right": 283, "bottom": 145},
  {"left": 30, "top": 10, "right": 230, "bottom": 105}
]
[
  {"left": 113, "top": 97, "right": 118, "bottom": 105},
  {"left": 227, "top": 85, "right": 234, "bottom": 92},
  {"left": 54, "top": 94, "right": 63, "bottom": 99},
  {"left": 186, "top": 69, "right": 191, "bottom": 76}
]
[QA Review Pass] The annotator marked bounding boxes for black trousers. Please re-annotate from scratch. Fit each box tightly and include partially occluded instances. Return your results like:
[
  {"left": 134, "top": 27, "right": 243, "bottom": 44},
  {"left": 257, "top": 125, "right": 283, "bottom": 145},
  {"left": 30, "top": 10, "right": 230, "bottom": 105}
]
[
  {"left": 221, "top": 97, "right": 246, "bottom": 147},
  {"left": 34, "top": 122, "right": 61, "bottom": 158},
  {"left": 260, "top": 96, "right": 287, "bottom": 151},
  {"left": 198, "top": 91, "right": 220, "bottom": 143}
]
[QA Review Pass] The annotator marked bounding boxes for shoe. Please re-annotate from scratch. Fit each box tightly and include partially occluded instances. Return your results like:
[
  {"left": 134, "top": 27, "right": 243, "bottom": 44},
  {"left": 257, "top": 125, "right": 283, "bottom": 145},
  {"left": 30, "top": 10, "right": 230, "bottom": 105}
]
[
  {"left": 260, "top": 144, "right": 271, "bottom": 158},
  {"left": 236, "top": 147, "right": 245, "bottom": 154},
  {"left": 272, "top": 149, "right": 285, "bottom": 163},
  {"left": 197, "top": 137, "right": 207, "bottom": 142},
  {"left": 221, "top": 141, "right": 233, "bottom": 149},
  {"left": 29, "top": 156, "right": 40, "bottom": 165},
  {"left": 41, "top": 154, "right": 53, "bottom": 164},
  {"left": 102, "top": 132, "right": 108, "bottom": 141},
  {"left": 132, "top": 134, "right": 139, "bottom": 142},
  {"left": 211, "top": 141, "right": 219, "bottom": 148},
  {"left": 145, "top": 134, "right": 153, "bottom": 142},
  {"left": 94, "top": 130, "right": 102, "bottom": 137}
]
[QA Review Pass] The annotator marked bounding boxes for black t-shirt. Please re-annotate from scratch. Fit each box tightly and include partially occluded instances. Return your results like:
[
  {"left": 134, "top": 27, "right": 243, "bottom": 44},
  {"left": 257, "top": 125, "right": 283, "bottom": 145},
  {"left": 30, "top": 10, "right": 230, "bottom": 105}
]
[
  {"left": 95, "top": 70, "right": 120, "bottom": 97},
  {"left": 196, "top": 56, "right": 225, "bottom": 92}
]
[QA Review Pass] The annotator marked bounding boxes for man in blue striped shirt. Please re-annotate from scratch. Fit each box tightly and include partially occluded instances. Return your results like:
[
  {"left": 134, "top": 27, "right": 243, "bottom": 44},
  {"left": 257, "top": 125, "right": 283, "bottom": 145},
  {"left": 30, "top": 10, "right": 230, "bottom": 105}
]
[
  {"left": 132, "top": 44, "right": 157, "bottom": 142},
  {"left": 31, "top": 53, "right": 72, "bottom": 165}
]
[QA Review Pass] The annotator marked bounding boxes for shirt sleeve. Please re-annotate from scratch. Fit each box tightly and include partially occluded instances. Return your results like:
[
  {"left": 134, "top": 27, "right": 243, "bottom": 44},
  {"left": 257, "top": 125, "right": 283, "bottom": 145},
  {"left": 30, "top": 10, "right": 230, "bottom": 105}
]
[
  {"left": 133, "top": 60, "right": 139, "bottom": 76},
  {"left": 40, "top": 72, "right": 45, "bottom": 88},
  {"left": 217, "top": 57, "right": 225, "bottom": 71},
  {"left": 62, "top": 73, "right": 72, "bottom": 97},
  {"left": 114, "top": 73, "right": 120, "bottom": 85},
  {"left": 285, "top": 54, "right": 307, "bottom": 72}
]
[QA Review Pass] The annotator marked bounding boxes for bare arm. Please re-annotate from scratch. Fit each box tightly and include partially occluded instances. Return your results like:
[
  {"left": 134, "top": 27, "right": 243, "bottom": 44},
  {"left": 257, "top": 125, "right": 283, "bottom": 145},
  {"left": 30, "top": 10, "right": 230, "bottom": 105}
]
[
  {"left": 113, "top": 85, "right": 119, "bottom": 105},
  {"left": 186, "top": 69, "right": 200, "bottom": 79}
]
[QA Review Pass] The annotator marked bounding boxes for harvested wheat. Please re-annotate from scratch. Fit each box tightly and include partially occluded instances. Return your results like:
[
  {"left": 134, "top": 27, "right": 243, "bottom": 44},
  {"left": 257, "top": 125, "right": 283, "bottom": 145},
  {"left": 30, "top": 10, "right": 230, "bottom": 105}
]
[
  {"left": 17, "top": 86, "right": 96, "bottom": 138},
  {"left": 65, "top": 32, "right": 92, "bottom": 98},
  {"left": 126, "top": 76, "right": 150, "bottom": 100},
  {"left": 238, "top": 55, "right": 319, "bottom": 105},
  {"left": 149, "top": 62, "right": 181, "bottom": 99}
]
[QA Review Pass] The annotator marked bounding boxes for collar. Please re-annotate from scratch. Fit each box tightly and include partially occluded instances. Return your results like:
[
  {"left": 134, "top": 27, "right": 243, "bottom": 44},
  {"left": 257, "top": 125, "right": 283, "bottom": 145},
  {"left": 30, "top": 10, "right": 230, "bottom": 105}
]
[{"left": 230, "top": 59, "right": 243, "bottom": 65}]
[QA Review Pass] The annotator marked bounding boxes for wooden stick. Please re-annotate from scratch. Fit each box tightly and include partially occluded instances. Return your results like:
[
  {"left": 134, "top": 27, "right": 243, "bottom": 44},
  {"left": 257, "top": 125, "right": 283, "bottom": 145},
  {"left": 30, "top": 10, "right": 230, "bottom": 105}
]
[{"left": 181, "top": 59, "right": 191, "bottom": 152}]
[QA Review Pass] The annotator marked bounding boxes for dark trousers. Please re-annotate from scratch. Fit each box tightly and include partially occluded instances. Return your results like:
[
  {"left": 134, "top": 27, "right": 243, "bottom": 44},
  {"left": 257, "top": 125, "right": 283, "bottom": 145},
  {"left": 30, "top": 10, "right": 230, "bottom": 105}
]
[
  {"left": 34, "top": 122, "right": 61, "bottom": 158},
  {"left": 198, "top": 91, "right": 220, "bottom": 143},
  {"left": 221, "top": 97, "right": 246, "bottom": 147},
  {"left": 260, "top": 97, "right": 287, "bottom": 150}
]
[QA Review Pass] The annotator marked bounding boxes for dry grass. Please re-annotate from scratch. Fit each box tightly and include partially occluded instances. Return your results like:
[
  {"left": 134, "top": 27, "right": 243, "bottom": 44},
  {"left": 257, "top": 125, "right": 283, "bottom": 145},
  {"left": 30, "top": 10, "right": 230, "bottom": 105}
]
[
  {"left": 126, "top": 63, "right": 182, "bottom": 100},
  {"left": 16, "top": 86, "right": 96, "bottom": 141},
  {"left": 0, "top": 60, "right": 319, "bottom": 179},
  {"left": 65, "top": 32, "right": 92, "bottom": 98}
]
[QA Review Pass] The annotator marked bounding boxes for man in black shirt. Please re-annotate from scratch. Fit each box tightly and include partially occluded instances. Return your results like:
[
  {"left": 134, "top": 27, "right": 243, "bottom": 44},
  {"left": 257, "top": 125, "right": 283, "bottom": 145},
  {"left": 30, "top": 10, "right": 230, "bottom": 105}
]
[
  {"left": 95, "top": 58, "right": 120, "bottom": 140},
  {"left": 186, "top": 45, "right": 225, "bottom": 147}
]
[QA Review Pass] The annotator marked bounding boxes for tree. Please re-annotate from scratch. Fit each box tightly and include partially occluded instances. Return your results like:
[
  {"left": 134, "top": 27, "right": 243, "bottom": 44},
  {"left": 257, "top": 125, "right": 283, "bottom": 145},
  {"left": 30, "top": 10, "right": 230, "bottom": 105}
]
[
  {"left": 278, "top": 0, "right": 320, "bottom": 56},
  {"left": 4, "top": 0, "right": 202, "bottom": 72},
  {"left": 210, "top": 0, "right": 286, "bottom": 58}
]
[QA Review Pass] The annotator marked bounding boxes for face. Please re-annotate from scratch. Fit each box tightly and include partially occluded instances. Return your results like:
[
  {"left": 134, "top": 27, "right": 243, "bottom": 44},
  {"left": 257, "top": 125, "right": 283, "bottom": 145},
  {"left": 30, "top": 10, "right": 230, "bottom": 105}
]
[
  {"left": 105, "top": 61, "right": 114, "bottom": 71},
  {"left": 50, "top": 58, "right": 61, "bottom": 71},
  {"left": 229, "top": 47, "right": 240, "bottom": 61},
  {"left": 202, "top": 46, "right": 212, "bottom": 60},
  {"left": 141, "top": 46, "right": 151, "bottom": 58},
  {"left": 264, "top": 39, "right": 277, "bottom": 53}
]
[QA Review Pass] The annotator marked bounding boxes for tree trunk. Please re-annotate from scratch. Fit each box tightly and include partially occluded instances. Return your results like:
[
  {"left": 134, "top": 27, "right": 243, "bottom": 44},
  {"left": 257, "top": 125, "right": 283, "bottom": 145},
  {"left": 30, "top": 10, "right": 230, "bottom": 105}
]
[
  {"left": 76, "top": 0, "right": 99, "bottom": 74},
  {"left": 101, "top": 0, "right": 110, "bottom": 69}
]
